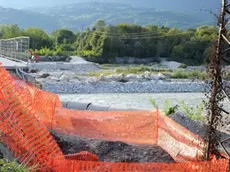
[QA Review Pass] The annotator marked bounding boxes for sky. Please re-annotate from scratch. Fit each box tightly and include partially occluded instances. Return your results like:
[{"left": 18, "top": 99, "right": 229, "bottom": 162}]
[{"left": 0, "top": 0, "right": 79, "bottom": 9}]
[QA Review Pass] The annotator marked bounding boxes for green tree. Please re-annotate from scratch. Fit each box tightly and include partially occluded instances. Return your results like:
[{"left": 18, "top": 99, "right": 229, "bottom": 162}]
[
  {"left": 92, "top": 19, "right": 106, "bottom": 30},
  {"left": 0, "top": 24, "right": 22, "bottom": 38},
  {"left": 24, "top": 27, "right": 53, "bottom": 50},
  {"left": 52, "top": 29, "right": 76, "bottom": 45}
]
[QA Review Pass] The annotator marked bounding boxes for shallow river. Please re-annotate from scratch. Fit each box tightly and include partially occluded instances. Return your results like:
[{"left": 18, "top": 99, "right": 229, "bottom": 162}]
[{"left": 58, "top": 93, "right": 208, "bottom": 110}]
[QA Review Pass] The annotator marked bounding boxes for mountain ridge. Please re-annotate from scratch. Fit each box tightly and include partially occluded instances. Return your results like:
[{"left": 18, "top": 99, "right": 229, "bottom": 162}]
[{"left": 0, "top": 1, "right": 218, "bottom": 32}]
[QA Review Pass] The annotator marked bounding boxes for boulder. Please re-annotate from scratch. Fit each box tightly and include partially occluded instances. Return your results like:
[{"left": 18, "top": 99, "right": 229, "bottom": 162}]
[
  {"left": 106, "top": 74, "right": 123, "bottom": 82},
  {"left": 59, "top": 75, "right": 70, "bottom": 82},
  {"left": 143, "top": 71, "right": 151, "bottom": 79},
  {"left": 150, "top": 73, "right": 166, "bottom": 80},
  {"left": 99, "top": 74, "right": 106, "bottom": 81}
]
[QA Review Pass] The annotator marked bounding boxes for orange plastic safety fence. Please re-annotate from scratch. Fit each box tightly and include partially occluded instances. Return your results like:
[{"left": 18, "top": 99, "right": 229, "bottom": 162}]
[
  {"left": 53, "top": 159, "right": 229, "bottom": 172},
  {"left": 0, "top": 68, "right": 229, "bottom": 172},
  {"left": 157, "top": 112, "right": 205, "bottom": 162},
  {"left": 0, "top": 67, "right": 65, "bottom": 171},
  {"left": 47, "top": 107, "right": 205, "bottom": 162},
  {"left": 9, "top": 78, "right": 205, "bottom": 162},
  {"left": 52, "top": 108, "right": 159, "bottom": 145}
]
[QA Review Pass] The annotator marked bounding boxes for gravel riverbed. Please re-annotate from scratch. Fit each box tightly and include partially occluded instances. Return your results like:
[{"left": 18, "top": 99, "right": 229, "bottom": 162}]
[{"left": 42, "top": 80, "right": 207, "bottom": 94}]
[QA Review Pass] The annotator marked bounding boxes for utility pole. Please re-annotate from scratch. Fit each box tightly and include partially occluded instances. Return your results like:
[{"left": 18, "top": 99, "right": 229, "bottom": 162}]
[{"left": 206, "top": 0, "right": 230, "bottom": 160}]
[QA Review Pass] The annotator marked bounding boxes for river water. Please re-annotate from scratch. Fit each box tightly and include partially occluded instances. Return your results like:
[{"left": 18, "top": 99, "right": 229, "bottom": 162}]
[{"left": 59, "top": 93, "right": 207, "bottom": 110}]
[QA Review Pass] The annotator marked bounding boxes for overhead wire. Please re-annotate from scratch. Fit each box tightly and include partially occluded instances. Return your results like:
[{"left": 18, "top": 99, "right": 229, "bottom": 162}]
[{"left": 79, "top": 31, "right": 193, "bottom": 40}]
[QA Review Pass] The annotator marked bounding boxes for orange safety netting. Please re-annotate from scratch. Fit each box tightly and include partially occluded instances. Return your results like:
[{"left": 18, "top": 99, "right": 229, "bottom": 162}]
[{"left": 0, "top": 66, "right": 228, "bottom": 171}]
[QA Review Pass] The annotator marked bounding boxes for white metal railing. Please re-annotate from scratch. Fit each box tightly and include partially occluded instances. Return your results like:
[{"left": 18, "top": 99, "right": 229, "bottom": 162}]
[{"left": 0, "top": 37, "right": 30, "bottom": 61}]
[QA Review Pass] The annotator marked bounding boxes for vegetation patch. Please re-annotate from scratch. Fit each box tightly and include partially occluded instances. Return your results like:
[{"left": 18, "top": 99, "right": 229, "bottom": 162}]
[
  {"left": 0, "top": 23, "right": 217, "bottom": 65},
  {"left": 0, "top": 159, "right": 36, "bottom": 172},
  {"left": 149, "top": 98, "right": 205, "bottom": 121},
  {"left": 171, "top": 69, "right": 207, "bottom": 80}
]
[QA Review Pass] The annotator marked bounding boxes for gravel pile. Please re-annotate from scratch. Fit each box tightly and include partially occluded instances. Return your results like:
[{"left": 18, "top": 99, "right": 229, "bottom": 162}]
[
  {"left": 170, "top": 112, "right": 206, "bottom": 138},
  {"left": 42, "top": 81, "right": 206, "bottom": 93},
  {"left": 51, "top": 131, "right": 175, "bottom": 163},
  {"left": 32, "top": 63, "right": 100, "bottom": 74},
  {"left": 170, "top": 112, "right": 230, "bottom": 155}
]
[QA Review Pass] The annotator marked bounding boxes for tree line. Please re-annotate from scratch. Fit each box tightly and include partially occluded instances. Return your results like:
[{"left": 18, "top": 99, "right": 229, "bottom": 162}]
[{"left": 0, "top": 20, "right": 220, "bottom": 65}]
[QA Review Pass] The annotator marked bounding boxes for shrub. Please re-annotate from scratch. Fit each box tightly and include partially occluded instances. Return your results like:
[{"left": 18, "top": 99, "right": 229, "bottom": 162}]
[
  {"left": 171, "top": 69, "right": 207, "bottom": 80},
  {"left": 178, "top": 63, "right": 187, "bottom": 68},
  {"left": 150, "top": 98, "right": 205, "bottom": 120},
  {"left": 171, "top": 69, "right": 189, "bottom": 79},
  {"left": 0, "top": 159, "right": 36, "bottom": 172},
  {"left": 149, "top": 98, "right": 179, "bottom": 116},
  {"left": 180, "top": 100, "right": 205, "bottom": 121}
]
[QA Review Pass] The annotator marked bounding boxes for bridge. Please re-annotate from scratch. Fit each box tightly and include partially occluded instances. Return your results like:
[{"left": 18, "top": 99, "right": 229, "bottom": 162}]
[
  {"left": 0, "top": 56, "right": 27, "bottom": 69},
  {"left": 0, "top": 36, "right": 30, "bottom": 62},
  {"left": 0, "top": 36, "right": 35, "bottom": 82}
]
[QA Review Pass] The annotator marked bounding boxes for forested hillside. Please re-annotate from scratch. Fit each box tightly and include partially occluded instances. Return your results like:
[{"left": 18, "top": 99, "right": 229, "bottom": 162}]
[
  {"left": 0, "top": 22, "right": 220, "bottom": 65},
  {"left": 0, "top": 1, "right": 217, "bottom": 32}
]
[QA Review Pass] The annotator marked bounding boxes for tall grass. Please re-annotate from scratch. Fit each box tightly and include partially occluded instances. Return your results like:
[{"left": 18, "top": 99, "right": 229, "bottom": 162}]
[
  {"left": 171, "top": 69, "right": 207, "bottom": 80},
  {"left": 149, "top": 98, "right": 205, "bottom": 121},
  {"left": 0, "top": 159, "right": 37, "bottom": 172}
]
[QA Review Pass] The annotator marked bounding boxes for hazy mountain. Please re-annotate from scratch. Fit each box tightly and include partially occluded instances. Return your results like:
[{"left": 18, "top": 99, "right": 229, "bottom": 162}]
[
  {"left": 1, "top": 0, "right": 220, "bottom": 13},
  {"left": 0, "top": 6, "right": 59, "bottom": 32},
  {"left": 0, "top": 1, "right": 219, "bottom": 32}
]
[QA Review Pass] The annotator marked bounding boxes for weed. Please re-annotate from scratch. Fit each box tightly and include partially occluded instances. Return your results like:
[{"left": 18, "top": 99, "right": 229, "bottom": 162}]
[
  {"left": 171, "top": 69, "right": 207, "bottom": 80},
  {"left": 180, "top": 100, "right": 205, "bottom": 121},
  {"left": 178, "top": 63, "right": 187, "bottom": 68},
  {"left": 150, "top": 98, "right": 205, "bottom": 121},
  {"left": 0, "top": 159, "right": 36, "bottom": 172},
  {"left": 149, "top": 98, "right": 179, "bottom": 116}
]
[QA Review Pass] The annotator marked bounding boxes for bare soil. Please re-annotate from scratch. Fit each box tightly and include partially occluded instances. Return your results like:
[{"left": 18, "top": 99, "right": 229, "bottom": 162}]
[{"left": 51, "top": 131, "right": 175, "bottom": 163}]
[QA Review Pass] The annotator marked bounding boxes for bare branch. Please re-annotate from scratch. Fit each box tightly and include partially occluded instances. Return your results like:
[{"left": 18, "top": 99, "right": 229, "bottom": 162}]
[
  {"left": 222, "top": 34, "right": 230, "bottom": 45},
  {"left": 222, "top": 57, "right": 230, "bottom": 64},
  {"left": 221, "top": 137, "right": 230, "bottom": 143},
  {"left": 217, "top": 106, "right": 229, "bottom": 114},
  {"left": 213, "top": 131, "right": 230, "bottom": 158},
  {"left": 225, "top": 9, "right": 230, "bottom": 14},
  {"left": 223, "top": 47, "right": 230, "bottom": 53}
]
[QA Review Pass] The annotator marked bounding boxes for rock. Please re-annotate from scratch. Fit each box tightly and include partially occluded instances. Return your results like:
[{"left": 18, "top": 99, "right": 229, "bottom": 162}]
[
  {"left": 125, "top": 74, "right": 139, "bottom": 80},
  {"left": 143, "top": 71, "right": 151, "bottom": 79},
  {"left": 99, "top": 74, "right": 106, "bottom": 81},
  {"left": 59, "top": 75, "right": 70, "bottom": 82},
  {"left": 39, "top": 73, "right": 50, "bottom": 78},
  {"left": 149, "top": 73, "right": 166, "bottom": 80},
  {"left": 106, "top": 74, "right": 123, "bottom": 82},
  {"left": 170, "top": 112, "right": 205, "bottom": 138},
  {"left": 158, "top": 73, "right": 166, "bottom": 79},
  {"left": 150, "top": 74, "right": 160, "bottom": 80},
  {"left": 47, "top": 76, "right": 58, "bottom": 81},
  {"left": 0, "top": 144, "right": 14, "bottom": 161}
]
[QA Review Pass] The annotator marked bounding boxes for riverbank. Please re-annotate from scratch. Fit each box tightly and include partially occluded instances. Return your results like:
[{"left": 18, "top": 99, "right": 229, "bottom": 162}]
[{"left": 43, "top": 80, "right": 206, "bottom": 94}]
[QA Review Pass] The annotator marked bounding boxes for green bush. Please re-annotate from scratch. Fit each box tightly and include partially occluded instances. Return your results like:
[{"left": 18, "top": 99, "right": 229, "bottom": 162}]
[
  {"left": 150, "top": 98, "right": 205, "bottom": 120},
  {"left": 178, "top": 63, "right": 187, "bottom": 68},
  {"left": 149, "top": 98, "right": 179, "bottom": 116},
  {"left": 115, "top": 66, "right": 152, "bottom": 74},
  {"left": 171, "top": 69, "right": 207, "bottom": 80},
  {"left": 0, "top": 159, "right": 36, "bottom": 172},
  {"left": 180, "top": 100, "right": 205, "bottom": 121},
  {"left": 34, "top": 47, "right": 67, "bottom": 56},
  {"left": 115, "top": 66, "right": 170, "bottom": 75},
  {"left": 171, "top": 69, "right": 189, "bottom": 79}
]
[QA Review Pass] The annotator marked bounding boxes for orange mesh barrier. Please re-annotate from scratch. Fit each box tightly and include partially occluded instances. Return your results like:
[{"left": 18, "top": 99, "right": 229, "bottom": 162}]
[
  {"left": 52, "top": 159, "right": 229, "bottom": 172},
  {"left": 0, "top": 68, "right": 65, "bottom": 171},
  {"left": 0, "top": 67, "right": 228, "bottom": 171}
]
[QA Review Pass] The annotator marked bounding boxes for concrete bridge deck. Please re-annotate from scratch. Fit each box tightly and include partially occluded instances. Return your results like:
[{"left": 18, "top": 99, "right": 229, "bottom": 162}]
[{"left": 0, "top": 56, "right": 27, "bottom": 69}]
